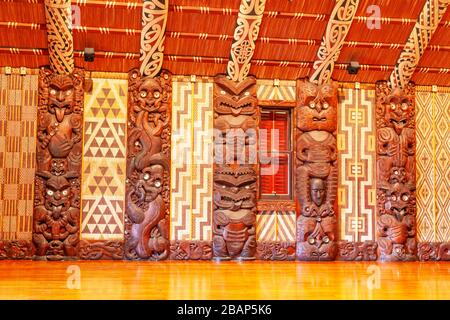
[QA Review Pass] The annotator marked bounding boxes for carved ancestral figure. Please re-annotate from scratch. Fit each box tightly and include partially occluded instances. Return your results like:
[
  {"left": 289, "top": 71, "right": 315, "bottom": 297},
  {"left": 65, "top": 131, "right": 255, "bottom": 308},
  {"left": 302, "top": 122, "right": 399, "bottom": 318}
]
[
  {"left": 214, "top": 75, "right": 258, "bottom": 163},
  {"left": 376, "top": 82, "right": 416, "bottom": 261},
  {"left": 213, "top": 74, "right": 259, "bottom": 260},
  {"left": 33, "top": 173, "right": 79, "bottom": 260},
  {"left": 33, "top": 67, "right": 84, "bottom": 260},
  {"left": 213, "top": 165, "right": 257, "bottom": 260},
  {"left": 125, "top": 69, "right": 171, "bottom": 260},
  {"left": 295, "top": 79, "right": 338, "bottom": 261}
]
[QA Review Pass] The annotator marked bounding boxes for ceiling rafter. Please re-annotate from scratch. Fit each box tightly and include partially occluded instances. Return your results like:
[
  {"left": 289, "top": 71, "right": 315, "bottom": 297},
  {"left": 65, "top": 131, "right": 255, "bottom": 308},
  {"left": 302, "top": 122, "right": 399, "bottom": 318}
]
[
  {"left": 139, "top": 0, "right": 168, "bottom": 77},
  {"left": 389, "top": 0, "right": 450, "bottom": 89},
  {"left": 226, "top": 0, "right": 266, "bottom": 82},
  {"left": 44, "top": 0, "right": 74, "bottom": 74},
  {"left": 309, "top": 0, "right": 359, "bottom": 84}
]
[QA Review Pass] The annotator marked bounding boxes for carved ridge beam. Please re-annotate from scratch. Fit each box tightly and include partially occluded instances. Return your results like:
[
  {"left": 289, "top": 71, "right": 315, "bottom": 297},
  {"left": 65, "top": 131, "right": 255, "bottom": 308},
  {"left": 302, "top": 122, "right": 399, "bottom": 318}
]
[
  {"left": 139, "top": 0, "right": 168, "bottom": 77},
  {"left": 44, "top": 0, "right": 74, "bottom": 74},
  {"left": 227, "top": 0, "right": 267, "bottom": 82},
  {"left": 389, "top": 0, "right": 450, "bottom": 89},
  {"left": 309, "top": 0, "right": 359, "bottom": 85}
]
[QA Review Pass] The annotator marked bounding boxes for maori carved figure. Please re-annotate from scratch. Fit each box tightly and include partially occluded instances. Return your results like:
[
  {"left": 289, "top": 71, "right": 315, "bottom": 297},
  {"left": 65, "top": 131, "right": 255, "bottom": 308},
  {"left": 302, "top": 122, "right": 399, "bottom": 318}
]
[
  {"left": 214, "top": 75, "right": 258, "bottom": 164},
  {"left": 213, "top": 74, "right": 259, "bottom": 260},
  {"left": 376, "top": 81, "right": 417, "bottom": 261},
  {"left": 33, "top": 67, "right": 84, "bottom": 261},
  {"left": 213, "top": 166, "right": 257, "bottom": 260},
  {"left": 125, "top": 69, "right": 171, "bottom": 260},
  {"left": 295, "top": 79, "right": 338, "bottom": 261}
]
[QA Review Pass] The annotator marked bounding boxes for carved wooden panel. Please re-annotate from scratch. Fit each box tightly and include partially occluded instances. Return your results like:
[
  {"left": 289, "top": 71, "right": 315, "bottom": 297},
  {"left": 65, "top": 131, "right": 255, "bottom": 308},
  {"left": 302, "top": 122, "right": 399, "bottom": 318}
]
[
  {"left": 337, "top": 241, "right": 377, "bottom": 261},
  {"left": 169, "top": 241, "right": 212, "bottom": 260},
  {"left": 256, "top": 241, "right": 295, "bottom": 261},
  {"left": 213, "top": 75, "right": 259, "bottom": 260},
  {"left": 124, "top": 69, "right": 171, "bottom": 260},
  {"left": 33, "top": 67, "right": 84, "bottom": 260},
  {"left": 79, "top": 240, "right": 124, "bottom": 260},
  {"left": 375, "top": 81, "right": 417, "bottom": 261},
  {"left": 295, "top": 79, "right": 338, "bottom": 261},
  {"left": 0, "top": 240, "right": 34, "bottom": 260},
  {"left": 418, "top": 242, "right": 450, "bottom": 261}
]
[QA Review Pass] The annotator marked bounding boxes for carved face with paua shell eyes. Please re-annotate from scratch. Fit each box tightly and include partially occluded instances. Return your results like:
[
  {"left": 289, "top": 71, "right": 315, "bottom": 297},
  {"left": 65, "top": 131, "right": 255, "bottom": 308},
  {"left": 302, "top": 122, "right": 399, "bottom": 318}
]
[
  {"left": 382, "top": 182, "right": 415, "bottom": 221},
  {"left": 44, "top": 176, "right": 73, "bottom": 218},
  {"left": 136, "top": 78, "right": 164, "bottom": 113},
  {"left": 383, "top": 88, "right": 413, "bottom": 135},
  {"left": 214, "top": 75, "right": 257, "bottom": 117},
  {"left": 136, "top": 164, "right": 164, "bottom": 203},
  {"left": 296, "top": 80, "right": 338, "bottom": 133},
  {"left": 48, "top": 75, "right": 74, "bottom": 123},
  {"left": 214, "top": 166, "right": 256, "bottom": 211}
]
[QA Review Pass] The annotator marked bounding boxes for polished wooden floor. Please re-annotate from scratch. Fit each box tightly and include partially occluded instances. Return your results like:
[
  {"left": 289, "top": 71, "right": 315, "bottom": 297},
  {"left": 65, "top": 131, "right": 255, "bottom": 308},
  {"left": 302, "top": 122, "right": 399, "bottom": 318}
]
[{"left": 0, "top": 261, "right": 449, "bottom": 299}]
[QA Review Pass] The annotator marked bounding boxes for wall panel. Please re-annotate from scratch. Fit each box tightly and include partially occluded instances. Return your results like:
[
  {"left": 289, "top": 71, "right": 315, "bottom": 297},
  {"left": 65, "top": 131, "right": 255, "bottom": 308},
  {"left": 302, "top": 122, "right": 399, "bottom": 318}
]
[
  {"left": 0, "top": 73, "right": 37, "bottom": 243},
  {"left": 337, "top": 87, "right": 376, "bottom": 242},
  {"left": 416, "top": 89, "right": 450, "bottom": 242},
  {"left": 170, "top": 78, "right": 213, "bottom": 259},
  {"left": 81, "top": 78, "right": 128, "bottom": 240}
]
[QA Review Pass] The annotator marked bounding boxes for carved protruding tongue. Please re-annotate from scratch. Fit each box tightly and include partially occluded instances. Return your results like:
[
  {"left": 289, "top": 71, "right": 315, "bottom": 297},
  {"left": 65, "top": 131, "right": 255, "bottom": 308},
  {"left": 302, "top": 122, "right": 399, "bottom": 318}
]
[{"left": 55, "top": 108, "right": 65, "bottom": 123}]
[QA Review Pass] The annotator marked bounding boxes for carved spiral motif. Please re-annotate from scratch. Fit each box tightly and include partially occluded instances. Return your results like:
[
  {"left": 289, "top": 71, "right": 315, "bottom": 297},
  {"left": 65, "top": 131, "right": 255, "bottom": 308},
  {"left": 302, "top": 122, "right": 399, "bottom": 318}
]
[{"left": 140, "top": 0, "right": 168, "bottom": 77}]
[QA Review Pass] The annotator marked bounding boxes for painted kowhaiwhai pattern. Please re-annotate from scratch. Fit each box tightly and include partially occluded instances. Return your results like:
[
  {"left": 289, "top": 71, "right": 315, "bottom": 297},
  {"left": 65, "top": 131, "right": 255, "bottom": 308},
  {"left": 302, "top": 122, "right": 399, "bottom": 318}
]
[
  {"left": 81, "top": 78, "right": 127, "bottom": 240},
  {"left": 0, "top": 73, "right": 37, "bottom": 241}
]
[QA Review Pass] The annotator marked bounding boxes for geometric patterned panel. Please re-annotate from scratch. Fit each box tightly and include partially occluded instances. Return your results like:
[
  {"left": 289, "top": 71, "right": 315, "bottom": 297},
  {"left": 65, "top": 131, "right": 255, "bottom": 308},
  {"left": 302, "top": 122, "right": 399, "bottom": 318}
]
[
  {"left": 170, "top": 79, "right": 213, "bottom": 241},
  {"left": 81, "top": 78, "right": 127, "bottom": 240},
  {"left": 434, "top": 92, "right": 450, "bottom": 242},
  {"left": 416, "top": 91, "right": 435, "bottom": 241},
  {"left": 416, "top": 90, "right": 450, "bottom": 242},
  {"left": 256, "top": 211, "right": 296, "bottom": 242},
  {"left": 257, "top": 80, "right": 296, "bottom": 101},
  {"left": 0, "top": 73, "right": 37, "bottom": 241},
  {"left": 337, "top": 88, "right": 376, "bottom": 242}
]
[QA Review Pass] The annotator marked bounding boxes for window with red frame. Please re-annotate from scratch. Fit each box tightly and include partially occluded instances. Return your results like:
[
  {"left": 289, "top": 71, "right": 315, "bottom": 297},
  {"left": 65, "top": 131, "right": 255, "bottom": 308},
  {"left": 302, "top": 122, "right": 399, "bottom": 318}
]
[{"left": 259, "top": 109, "right": 292, "bottom": 199}]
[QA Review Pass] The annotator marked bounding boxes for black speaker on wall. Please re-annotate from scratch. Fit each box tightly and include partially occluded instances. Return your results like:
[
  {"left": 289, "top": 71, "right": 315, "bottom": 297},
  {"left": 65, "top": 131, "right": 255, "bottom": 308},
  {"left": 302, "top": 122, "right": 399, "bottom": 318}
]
[{"left": 84, "top": 47, "right": 95, "bottom": 62}]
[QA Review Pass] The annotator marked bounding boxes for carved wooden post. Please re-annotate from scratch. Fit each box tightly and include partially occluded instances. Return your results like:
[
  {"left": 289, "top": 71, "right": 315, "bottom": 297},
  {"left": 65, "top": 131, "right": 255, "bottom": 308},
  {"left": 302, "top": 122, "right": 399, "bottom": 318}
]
[
  {"left": 33, "top": 68, "right": 84, "bottom": 260},
  {"left": 375, "top": 81, "right": 417, "bottom": 261},
  {"left": 212, "top": 75, "right": 259, "bottom": 260},
  {"left": 295, "top": 79, "right": 338, "bottom": 261},
  {"left": 124, "top": 69, "right": 172, "bottom": 260}
]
